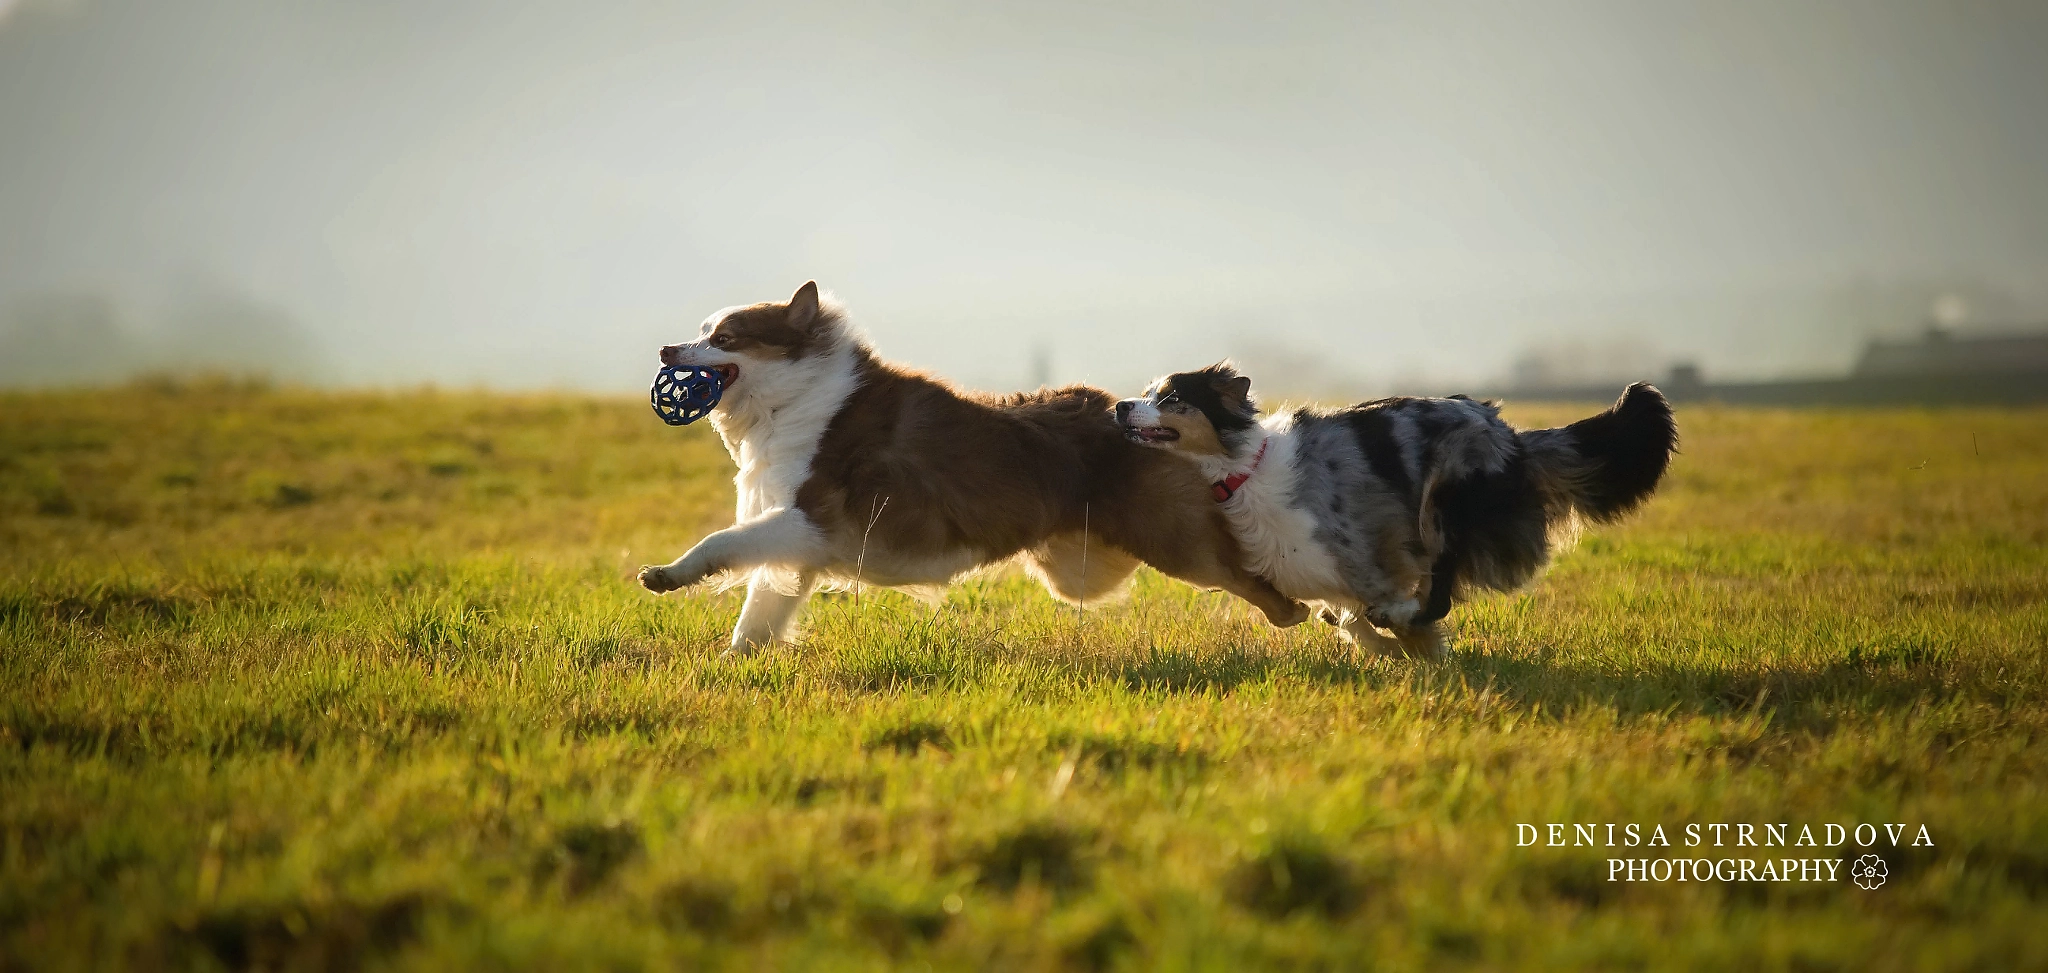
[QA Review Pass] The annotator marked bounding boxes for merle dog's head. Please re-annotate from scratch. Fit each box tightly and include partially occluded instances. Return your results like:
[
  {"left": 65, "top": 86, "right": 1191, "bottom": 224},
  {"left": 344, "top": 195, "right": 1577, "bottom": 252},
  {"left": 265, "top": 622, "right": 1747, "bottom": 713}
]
[{"left": 1114, "top": 362, "right": 1262, "bottom": 457}]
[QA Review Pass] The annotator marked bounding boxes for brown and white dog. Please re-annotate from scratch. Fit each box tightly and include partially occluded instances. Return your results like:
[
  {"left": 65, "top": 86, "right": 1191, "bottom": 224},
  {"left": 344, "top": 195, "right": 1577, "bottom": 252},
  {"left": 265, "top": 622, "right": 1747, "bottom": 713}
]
[
  {"left": 1117, "top": 363, "right": 1676, "bottom": 658},
  {"left": 637, "top": 283, "right": 1307, "bottom": 652}
]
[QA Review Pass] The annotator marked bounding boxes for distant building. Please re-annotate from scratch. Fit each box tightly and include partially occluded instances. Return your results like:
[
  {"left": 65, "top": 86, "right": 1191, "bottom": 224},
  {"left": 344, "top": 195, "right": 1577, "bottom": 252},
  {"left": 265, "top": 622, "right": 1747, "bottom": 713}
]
[
  {"left": 1663, "top": 362, "right": 1704, "bottom": 393},
  {"left": 1487, "top": 325, "right": 2048, "bottom": 406},
  {"left": 1854, "top": 326, "right": 2048, "bottom": 378}
]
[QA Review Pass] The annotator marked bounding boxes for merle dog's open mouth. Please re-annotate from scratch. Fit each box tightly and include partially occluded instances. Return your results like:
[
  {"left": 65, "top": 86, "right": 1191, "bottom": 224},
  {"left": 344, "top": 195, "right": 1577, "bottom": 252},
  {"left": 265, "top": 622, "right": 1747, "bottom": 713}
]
[
  {"left": 714, "top": 363, "right": 739, "bottom": 388},
  {"left": 1124, "top": 425, "right": 1179, "bottom": 444}
]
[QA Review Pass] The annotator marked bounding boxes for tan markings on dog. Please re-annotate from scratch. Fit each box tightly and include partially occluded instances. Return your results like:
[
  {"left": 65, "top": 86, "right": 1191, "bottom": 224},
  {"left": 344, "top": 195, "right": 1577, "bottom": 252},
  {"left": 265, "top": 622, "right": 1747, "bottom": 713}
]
[
  {"left": 1137, "top": 382, "right": 1211, "bottom": 454},
  {"left": 1023, "top": 532, "right": 1141, "bottom": 604},
  {"left": 705, "top": 282, "right": 830, "bottom": 360},
  {"left": 1396, "top": 622, "right": 1447, "bottom": 660},
  {"left": 1414, "top": 469, "right": 1445, "bottom": 555},
  {"left": 1374, "top": 521, "right": 1427, "bottom": 604},
  {"left": 1147, "top": 407, "right": 1228, "bottom": 456}
]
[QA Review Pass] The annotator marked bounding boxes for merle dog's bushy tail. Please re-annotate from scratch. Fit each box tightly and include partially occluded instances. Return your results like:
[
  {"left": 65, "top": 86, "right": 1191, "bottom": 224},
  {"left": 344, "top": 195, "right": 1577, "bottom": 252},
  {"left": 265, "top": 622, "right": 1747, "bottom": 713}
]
[
  {"left": 1522, "top": 383, "right": 1678, "bottom": 524},
  {"left": 1413, "top": 384, "right": 1673, "bottom": 625}
]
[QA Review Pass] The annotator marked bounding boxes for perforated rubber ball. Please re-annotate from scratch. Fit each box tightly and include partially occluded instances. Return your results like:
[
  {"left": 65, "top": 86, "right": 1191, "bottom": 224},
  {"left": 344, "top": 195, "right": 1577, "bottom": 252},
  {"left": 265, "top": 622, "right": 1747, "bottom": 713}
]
[{"left": 650, "top": 365, "right": 723, "bottom": 426}]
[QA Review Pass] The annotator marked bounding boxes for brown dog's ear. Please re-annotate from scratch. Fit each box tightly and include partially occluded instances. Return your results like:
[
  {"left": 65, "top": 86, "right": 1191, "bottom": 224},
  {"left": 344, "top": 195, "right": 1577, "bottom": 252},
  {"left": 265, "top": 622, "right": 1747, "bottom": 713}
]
[{"left": 788, "top": 281, "right": 821, "bottom": 329}]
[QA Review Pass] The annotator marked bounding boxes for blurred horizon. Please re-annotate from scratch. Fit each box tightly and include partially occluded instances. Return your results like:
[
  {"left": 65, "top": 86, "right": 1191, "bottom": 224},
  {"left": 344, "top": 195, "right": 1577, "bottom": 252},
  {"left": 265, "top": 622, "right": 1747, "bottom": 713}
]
[{"left": 3, "top": 0, "right": 2045, "bottom": 396}]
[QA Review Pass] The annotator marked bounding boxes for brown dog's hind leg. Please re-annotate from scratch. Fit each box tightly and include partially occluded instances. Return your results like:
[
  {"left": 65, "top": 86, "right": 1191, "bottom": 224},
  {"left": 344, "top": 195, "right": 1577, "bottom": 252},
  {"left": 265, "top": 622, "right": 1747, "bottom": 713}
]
[
  {"left": 1093, "top": 504, "right": 1308, "bottom": 627},
  {"left": 1216, "top": 564, "right": 1310, "bottom": 627},
  {"left": 1087, "top": 449, "right": 1308, "bottom": 627},
  {"left": 1021, "top": 532, "right": 1142, "bottom": 605},
  {"left": 1103, "top": 527, "right": 1306, "bottom": 626}
]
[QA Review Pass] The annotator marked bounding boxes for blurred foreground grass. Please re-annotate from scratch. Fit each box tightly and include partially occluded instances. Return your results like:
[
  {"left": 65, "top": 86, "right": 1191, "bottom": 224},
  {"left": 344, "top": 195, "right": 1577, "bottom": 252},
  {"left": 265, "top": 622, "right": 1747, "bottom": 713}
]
[{"left": 3, "top": 379, "right": 2046, "bottom": 970}]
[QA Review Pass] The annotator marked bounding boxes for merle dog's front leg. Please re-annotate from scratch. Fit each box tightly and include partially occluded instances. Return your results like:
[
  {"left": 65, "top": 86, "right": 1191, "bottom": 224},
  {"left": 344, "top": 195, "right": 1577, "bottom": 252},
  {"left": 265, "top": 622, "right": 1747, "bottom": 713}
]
[{"left": 638, "top": 508, "right": 826, "bottom": 593}]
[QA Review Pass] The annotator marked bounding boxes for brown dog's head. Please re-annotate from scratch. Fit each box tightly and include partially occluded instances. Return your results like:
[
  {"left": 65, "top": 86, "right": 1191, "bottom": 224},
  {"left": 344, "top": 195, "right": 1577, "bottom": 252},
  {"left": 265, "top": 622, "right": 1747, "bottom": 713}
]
[
  {"left": 1115, "top": 362, "right": 1262, "bottom": 457},
  {"left": 657, "top": 281, "right": 846, "bottom": 404}
]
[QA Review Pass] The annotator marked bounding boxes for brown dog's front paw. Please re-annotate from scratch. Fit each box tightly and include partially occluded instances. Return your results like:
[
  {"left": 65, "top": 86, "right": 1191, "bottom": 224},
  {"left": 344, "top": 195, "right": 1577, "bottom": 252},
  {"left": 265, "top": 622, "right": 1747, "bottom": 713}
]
[{"left": 638, "top": 565, "right": 681, "bottom": 593}]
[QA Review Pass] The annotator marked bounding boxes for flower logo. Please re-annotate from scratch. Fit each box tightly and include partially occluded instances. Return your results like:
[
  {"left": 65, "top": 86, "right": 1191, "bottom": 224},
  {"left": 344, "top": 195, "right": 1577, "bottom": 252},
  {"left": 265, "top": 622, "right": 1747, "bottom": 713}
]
[{"left": 1851, "top": 854, "right": 1888, "bottom": 890}]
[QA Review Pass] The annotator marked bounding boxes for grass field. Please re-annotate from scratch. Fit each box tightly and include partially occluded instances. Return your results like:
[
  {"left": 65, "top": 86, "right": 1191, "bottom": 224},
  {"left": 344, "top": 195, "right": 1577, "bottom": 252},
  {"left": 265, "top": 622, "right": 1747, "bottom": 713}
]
[{"left": 3, "top": 379, "right": 2046, "bottom": 971}]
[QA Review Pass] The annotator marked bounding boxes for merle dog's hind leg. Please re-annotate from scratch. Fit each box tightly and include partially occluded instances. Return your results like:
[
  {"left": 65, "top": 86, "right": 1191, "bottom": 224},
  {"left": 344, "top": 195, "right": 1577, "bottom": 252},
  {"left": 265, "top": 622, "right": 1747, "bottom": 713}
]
[
  {"left": 1395, "top": 620, "right": 1448, "bottom": 661},
  {"left": 1350, "top": 526, "right": 1432, "bottom": 632},
  {"left": 1382, "top": 550, "right": 1456, "bottom": 660}
]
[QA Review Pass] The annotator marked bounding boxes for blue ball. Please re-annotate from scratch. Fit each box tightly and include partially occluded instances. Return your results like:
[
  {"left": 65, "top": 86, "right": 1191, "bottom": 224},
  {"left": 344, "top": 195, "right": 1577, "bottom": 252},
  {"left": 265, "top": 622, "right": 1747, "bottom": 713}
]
[{"left": 650, "top": 365, "right": 724, "bottom": 426}]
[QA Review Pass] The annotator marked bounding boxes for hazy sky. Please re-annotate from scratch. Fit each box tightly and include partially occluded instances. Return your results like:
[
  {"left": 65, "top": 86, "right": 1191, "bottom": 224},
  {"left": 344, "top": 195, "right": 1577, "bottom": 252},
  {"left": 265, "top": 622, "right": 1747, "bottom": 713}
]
[{"left": 3, "top": 0, "right": 2045, "bottom": 392}]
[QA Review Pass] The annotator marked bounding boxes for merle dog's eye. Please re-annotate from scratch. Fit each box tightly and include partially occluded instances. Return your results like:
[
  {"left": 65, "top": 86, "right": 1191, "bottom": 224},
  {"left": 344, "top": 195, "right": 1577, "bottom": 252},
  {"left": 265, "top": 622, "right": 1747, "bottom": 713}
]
[{"left": 1159, "top": 394, "right": 1180, "bottom": 408}]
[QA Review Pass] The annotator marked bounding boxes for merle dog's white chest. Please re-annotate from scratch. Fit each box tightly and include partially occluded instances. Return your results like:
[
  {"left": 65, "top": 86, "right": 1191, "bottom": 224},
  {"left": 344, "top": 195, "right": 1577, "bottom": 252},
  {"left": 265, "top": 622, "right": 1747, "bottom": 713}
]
[{"left": 1209, "top": 430, "right": 1349, "bottom": 603}]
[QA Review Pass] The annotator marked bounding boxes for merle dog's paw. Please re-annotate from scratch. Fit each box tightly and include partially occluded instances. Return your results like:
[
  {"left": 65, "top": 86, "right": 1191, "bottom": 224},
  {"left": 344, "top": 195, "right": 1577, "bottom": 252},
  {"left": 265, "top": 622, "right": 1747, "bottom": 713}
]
[
  {"left": 1317, "top": 608, "right": 1343, "bottom": 626},
  {"left": 638, "top": 564, "right": 683, "bottom": 593},
  {"left": 1363, "top": 598, "right": 1421, "bottom": 632}
]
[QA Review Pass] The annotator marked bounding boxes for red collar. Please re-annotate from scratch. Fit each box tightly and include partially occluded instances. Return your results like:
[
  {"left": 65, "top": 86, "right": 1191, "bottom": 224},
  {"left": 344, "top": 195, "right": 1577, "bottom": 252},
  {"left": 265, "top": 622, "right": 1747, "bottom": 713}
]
[{"left": 1211, "top": 437, "right": 1269, "bottom": 503}]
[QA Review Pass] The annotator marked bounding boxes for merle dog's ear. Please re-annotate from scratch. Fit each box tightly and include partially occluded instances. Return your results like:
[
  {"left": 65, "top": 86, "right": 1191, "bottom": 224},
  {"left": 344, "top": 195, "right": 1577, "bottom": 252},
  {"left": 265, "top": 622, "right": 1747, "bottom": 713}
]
[
  {"left": 1214, "top": 373, "right": 1254, "bottom": 412},
  {"left": 788, "top": 281, "right": 821, "bottom": 329}
]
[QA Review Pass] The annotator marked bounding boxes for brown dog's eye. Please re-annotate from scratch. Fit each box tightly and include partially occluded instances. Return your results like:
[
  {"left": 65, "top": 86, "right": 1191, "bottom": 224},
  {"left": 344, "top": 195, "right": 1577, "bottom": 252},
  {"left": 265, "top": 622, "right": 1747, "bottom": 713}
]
[{"left": 708, "top": 333, "right": 731, "bottom": 349}]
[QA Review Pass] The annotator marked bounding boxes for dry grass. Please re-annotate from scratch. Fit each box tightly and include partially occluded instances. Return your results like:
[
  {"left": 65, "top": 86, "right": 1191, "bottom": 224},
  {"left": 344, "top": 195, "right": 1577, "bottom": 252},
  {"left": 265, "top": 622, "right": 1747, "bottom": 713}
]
[{"left": 3, "top": 379, "right": 2046, "bottom": 970}]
